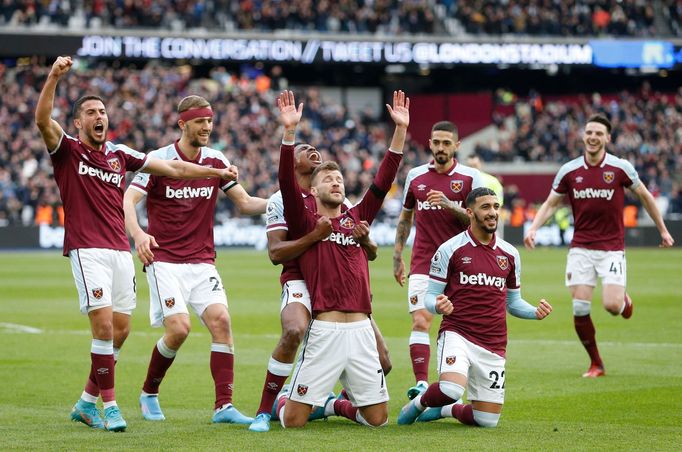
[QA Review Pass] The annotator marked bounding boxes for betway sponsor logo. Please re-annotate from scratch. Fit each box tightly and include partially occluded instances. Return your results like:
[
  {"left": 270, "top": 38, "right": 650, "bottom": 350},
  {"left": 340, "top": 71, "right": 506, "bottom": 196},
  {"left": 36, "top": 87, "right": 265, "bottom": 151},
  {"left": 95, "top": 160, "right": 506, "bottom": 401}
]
[
  {"left": 460, "top": 272, "right": 505, "bottom": 290},
  {"left": 78, "top": 161, "right": 124, "bottom": 185},
  {"left": 323, "top": 231, "right": 360, "bottom": 247},
  {"left": 417, "top": 200, "right": 462, "bottom": 211},
  {"left": 166, "top": 186, "right": 214, "bottom": 199},
  {"left": 573, "top": 188, "right": 614, "bottom": 200}
]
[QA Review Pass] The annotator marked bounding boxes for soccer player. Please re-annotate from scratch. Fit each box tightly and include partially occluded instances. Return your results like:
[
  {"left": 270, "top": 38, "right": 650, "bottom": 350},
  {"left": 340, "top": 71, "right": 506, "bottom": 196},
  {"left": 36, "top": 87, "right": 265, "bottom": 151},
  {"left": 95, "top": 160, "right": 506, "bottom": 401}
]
[
  {"left": 123, "top": 95, "right": 267, "bottom": 424},
  {"left": 393, "top": 121, "right": 482, "bottom": 399},
  {"left": 35, "top": 57, "right": 238, "bottom": 432},
  {"left": 397, "top": 187, "right": 552, "bottom": 427},
  {"left": 273, "top": 89, "right": 408, "bottom": 428},
  {"left": 524, "top": 114, "right": 674, "bottom": 378},
  {"left": 249, "top": 143, "right": 391, "bottom": 432}
]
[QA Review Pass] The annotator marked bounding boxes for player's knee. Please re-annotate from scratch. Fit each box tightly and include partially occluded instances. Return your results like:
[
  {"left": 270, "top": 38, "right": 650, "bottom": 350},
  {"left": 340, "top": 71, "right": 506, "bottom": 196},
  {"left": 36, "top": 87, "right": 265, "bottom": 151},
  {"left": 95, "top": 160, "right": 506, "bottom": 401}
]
[
  {"left": 281, "top": 320, "right": 307, "bottom": 350},
  {"left": 603, "top": 297, "right": 623, "bottom": 315},
  {"left": 411, "top": 314, "right": 431, "bottom": 332},
  {"left": 282, "top": 408, "right": 308, "bottom": 428},
  {"left": 166, "top": 317, "right": 191, "bottom": 343},
  {"left": 358, "top": 409, "right": 388, "bottom": 427},
  {"left": 91, "top": 318, "right": 113, "bottom": 339},
  {"left": 473, "top": 410, "right": 500, "bottom": 428},
  {"left": 439, "top": 380, "right": 465, "bottom": 402}
]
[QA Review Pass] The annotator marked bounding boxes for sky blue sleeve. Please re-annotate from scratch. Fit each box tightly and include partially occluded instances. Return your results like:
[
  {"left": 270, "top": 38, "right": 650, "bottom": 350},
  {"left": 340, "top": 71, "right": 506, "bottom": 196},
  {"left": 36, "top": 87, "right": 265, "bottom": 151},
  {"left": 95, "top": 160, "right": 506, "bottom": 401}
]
[
  {"left": 506, "top": 289, "right": 537, "bottom": 319},
  {"left": 425, "top": 279, "right": 447, "bottom": 314}
]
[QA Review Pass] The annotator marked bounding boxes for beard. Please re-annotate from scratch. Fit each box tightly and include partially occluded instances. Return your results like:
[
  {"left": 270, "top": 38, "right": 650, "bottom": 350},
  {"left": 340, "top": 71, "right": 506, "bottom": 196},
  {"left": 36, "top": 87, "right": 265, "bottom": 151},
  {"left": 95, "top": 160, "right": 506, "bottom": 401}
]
[
  {"left": 319, "top": 192, "right": 344, "bottom": 207},
  {"left": 474, "top": 211, "right": 498, "bottom": 234},
  {"left": 433, "top": 152, "right": 451, "bottom": 165},
  {"left": 86, "top": 129, "right": 106, "bottom": 146}
]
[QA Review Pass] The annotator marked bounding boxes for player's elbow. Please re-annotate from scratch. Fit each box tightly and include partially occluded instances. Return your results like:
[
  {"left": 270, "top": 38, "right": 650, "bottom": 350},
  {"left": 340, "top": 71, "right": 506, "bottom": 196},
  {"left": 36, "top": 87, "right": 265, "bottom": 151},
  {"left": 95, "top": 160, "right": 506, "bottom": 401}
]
[{"left": 268, "top": 249, "right": 283, "bottom": 265}]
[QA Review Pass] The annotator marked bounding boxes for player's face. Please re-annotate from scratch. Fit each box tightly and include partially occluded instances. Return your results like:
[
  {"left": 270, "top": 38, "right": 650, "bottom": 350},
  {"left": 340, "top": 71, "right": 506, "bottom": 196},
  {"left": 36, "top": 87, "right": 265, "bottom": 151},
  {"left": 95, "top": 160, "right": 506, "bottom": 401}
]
[
  {"left": 429, "top": 130, "right": 459, "bottom": 165},
  {"left": 468, "top": 194, "right": 500, "bottom": 234},
  {"left": 312, "top": 169, "right": 345, "bottom": 206},
  {"left": 583, "top": 122, "right": 610, "bottom": 156},
  {"left": 295, "top": 144, "right": 322, "bottom": 175},
  {"left": 75, "top": 99, "right": 108, "bottom": 147},
  {"left": 182, "top": 116, "right": 213, "bottom": 147}
]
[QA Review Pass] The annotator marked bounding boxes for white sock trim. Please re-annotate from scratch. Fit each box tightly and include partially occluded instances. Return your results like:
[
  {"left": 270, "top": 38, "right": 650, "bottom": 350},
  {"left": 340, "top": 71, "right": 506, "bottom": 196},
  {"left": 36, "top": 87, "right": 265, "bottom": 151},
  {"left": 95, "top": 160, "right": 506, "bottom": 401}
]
[
  {"left": 157, "top": 338, "right": 177, "bottom": 359},
  {"left": 279, "top": 405, "right": 286, "bottom": 428},
  {"left": 211, "top": 343, "right": 234, "bottom": 354},
  {"left": 81, "top": 391, "right": 98, "bottom": 404},
  {"left": 409, "top": 331, "right": 430, "bottom": 346},
  {"left": 91, "top": 339, "right": 114, "bottom": 355},
  {"left": 439, "top": 381, "right": 465, "bottom": 401},
  {"left": 473, "top": 409, "right": 500, "bottom": 428},
  {"left": 413, "top": 394, "right": 425, "bottom": 411},
  {"left": 355, "top": 411, "right": 371, "bottom": 426},
  {"left": 573, "top": 299, "right": 591, "bottom": 317},
  {"left": 103, "top": 401, "right": 118, "bottom": 410},
  {"left": 268, "top": 357, "right": 293, "bottom": 377}
]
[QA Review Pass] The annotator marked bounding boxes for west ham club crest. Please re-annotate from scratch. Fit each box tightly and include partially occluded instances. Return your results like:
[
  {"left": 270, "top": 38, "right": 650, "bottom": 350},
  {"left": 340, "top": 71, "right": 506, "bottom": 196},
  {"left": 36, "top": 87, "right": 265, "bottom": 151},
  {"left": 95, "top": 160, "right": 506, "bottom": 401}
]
[
  {"left": 603, "top": 171, "right": 615, "bottom": 184},
  {"left": 107, "top": 157, "right": 121, "bottom": 172},
  {"left": 92, "top": 288, "right": 103, "bottom": 299},
  {"left": 450, "top": 180, "right": 463, "bottom": 193},
  {"left": 496, "top": 256, "right": 509, "bottom": 270},
  {"left": 297, "top": 384, "right": 308, "bottom": 396},
  {"left": 339, "top": 217, "right": 355, "bottom": 230},
  {"left": 165, "top": 297, "right": 175, "bottom": 308}
]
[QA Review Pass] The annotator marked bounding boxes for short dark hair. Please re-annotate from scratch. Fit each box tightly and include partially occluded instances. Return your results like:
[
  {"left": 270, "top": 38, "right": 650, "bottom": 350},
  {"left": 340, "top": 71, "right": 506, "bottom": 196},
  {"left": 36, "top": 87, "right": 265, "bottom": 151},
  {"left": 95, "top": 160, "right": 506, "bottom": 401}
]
[
  {"left": 587, "top": 114, "right": 612, "bottom": 133},
  {"left": 466, "top": 187, "right": 497, "bottom": 207},
  {"left": 72, "top": 95, "right": 105, "bottom": 118},
  {"left": 311, "top": 161, "right": 341, "bottom": 183},
  {"left": 432, "top": 121, "right": 458, "bottom": 138}
]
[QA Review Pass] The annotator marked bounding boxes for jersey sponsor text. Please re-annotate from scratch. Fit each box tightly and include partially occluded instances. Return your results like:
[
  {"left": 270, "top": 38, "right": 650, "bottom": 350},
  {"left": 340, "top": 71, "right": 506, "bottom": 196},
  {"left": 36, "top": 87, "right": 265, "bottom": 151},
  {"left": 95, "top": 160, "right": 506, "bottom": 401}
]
[
  {"left": 572, "top": 188, "right": 614, "bottom": 200},
  {"left": 322, "top": 231, "right": 360, "bottom": 247},
  {"left": 165, "top": 185, "right": 214, "bottom": 199},
  {"left": 78, "top": 161, "right": 123, "bottom": 185},
  {"left": 459, "top": 271, "right": 506, "bottom": 290}
]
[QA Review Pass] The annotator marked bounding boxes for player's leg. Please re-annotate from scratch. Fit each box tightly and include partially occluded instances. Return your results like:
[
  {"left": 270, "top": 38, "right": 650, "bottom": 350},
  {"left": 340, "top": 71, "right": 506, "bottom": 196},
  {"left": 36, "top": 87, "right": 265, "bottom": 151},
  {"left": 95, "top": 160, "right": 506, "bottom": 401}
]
[
  {"left": 333, "top": 319, "right": 389, "bottom": 426},
  {"left": 68, "top": 249, "right": 117, "bottom": 430},
  {"left": 422, "top": 337, "right": 505, "bottom": 427},
  {"left": 139, "top": 262, "right": 191, "bottom": 421},
  {"left": 251, "top": 281, "right": 311, "bottom": 432},
  {"left": 193, "top": 265, "right": 252, "bottom": 424},
  {"left": 280, "top": 320, "right": 344, "bottom": 428},
  {"left": 598, "top": 251, "right": 631, "bottom": 318},
  {"left": 401, "top": 331, "right": 468, "bottom": 425},
  {"left": 566, "top": 248, "right": 604, "bottom": 377},
  {"left": 407, "top": 275, "right": 432, "bottom": 398}
]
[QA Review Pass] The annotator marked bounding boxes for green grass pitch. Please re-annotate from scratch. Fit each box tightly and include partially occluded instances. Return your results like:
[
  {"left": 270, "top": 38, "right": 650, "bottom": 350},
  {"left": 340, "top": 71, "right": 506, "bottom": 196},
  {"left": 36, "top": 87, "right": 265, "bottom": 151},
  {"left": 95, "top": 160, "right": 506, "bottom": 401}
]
[{"left": 1, "top": 247, "right": 681, "bottom": 450}]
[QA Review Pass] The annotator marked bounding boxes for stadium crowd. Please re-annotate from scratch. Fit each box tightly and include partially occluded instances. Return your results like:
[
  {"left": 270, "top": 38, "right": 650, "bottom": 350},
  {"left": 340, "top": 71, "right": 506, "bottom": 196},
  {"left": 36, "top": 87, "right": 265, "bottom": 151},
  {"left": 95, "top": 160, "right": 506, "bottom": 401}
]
[
  {"left": 0, "top": 60, "right": 424, "bottom": 227},
  {"left": 476, "top": 84, "right": 682, "bottom": 217},
  {"left": 1, "top": 0, "right": 679, "bottom": 36},
  {"left": 1, "top": 62, "right": 680, "bottom": 227}
]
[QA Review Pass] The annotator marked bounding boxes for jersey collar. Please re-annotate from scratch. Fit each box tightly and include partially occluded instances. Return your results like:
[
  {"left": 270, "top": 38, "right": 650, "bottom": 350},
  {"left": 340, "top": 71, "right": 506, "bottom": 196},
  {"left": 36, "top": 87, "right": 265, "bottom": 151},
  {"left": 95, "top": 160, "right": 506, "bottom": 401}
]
[
  {"left": 465, "top": 227, "right": 498, "bottom": 250},
  {"left": 582, "top": 152, "right": 607, "bottom": 169},
  {"left": 174, "top": 140, "right": 203, "bottom": 164},
  {"left": 428, "top": 159, "right": 458, "bottom": 176}
]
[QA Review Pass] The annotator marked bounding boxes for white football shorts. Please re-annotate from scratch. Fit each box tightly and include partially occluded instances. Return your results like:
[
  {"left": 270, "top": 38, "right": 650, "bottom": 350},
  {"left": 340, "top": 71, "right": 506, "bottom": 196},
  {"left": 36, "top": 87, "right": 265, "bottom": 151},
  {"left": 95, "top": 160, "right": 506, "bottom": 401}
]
[
  {"left": 288, "top": 318, "right": 389, "bottom": 408},
  {"left": 436, "top": 330, "right": 506, "bottom": 405},
  {"left": 280, "top": 280, "right": 312, "bottom": 313},
  {"left": 146, "top": 262, "right": 228, "bottom": 328},
  {"left": 69, "top": 248, "right": 136, "bottom": 315},
  {"left": 565, "top": 248, "right": 626, "bottom": 287},
  {"left": 407, "top": 274, "right": 429, "bottom": 313}
]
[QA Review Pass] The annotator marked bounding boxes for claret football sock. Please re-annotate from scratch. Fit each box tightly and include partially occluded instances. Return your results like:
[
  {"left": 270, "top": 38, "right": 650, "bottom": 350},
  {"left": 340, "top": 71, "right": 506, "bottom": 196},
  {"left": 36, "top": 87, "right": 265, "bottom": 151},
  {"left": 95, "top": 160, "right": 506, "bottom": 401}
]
[
  {"left": 142, "top": 338, "right": 176, "bottom": 394},
  {"left": 332, "top": 399, "right": 358, "bottom": 421},
  {"left": 210, "top": 343, "right": 235, "bottom": 410},
  {"left": 452, "top": 403, "right": 476, "bottom": 426},
  {"left": 91, "top": 339, "right": 116, "bottom": 404},
  {"left": 573, "top": 315, "right": 603, "bottom": 368},
  {"left": 256, "top": 357, "right": 292, "bottom": 415},
  {"left": 409, "top": 331, "right": 431, "bottom": 382}
]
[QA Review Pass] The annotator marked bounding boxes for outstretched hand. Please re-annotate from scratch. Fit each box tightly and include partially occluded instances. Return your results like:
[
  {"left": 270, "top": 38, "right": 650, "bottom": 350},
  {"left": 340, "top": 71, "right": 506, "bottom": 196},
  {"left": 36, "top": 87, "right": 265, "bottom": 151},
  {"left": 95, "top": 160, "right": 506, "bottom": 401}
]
[
  {"left": 276, "top": 90, "right": 303, "bottom": 130},
  {"left": 385, "top": 90, "right": 410, "bottom": 128},
  {"left": 50, "top": 56, "right": 73, "bottom": 78},
  {"left": 219, "top": 165, "right": 239, "bottom": 182}
]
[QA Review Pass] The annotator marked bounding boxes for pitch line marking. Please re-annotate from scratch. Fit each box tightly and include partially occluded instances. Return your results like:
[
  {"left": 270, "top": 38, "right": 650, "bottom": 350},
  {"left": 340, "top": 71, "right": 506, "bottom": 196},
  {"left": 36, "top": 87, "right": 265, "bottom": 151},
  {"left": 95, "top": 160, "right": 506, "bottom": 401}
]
[{"left": 0, "top": 322, "right": 43, "bottom": 334}]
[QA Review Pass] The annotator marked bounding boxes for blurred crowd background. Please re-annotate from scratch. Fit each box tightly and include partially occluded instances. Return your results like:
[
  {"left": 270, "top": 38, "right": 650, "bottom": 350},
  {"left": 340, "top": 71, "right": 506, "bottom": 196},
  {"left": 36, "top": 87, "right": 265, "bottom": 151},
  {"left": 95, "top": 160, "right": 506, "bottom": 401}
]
[{"left": 1, "top": 0, "right": 681, "bottom": 229}]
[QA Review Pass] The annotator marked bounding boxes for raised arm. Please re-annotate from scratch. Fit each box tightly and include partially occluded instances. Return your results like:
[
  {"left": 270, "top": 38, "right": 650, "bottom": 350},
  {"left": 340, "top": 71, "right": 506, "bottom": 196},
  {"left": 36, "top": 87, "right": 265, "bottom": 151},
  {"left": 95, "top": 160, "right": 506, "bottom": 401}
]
[
  {"left": 524, "top": 191, "right": 564, "bottom": 249},
  {"left": 276, "top": 91, "right": 308, "bottom": 237},
  {"left": 35, "top": 56, "right": 71, "bottom": 151},
  {"left": 123, "top": 187, "right": 158, "bottom": 265},
  {"left": 631, "top": 184, "right": 675, "bottom": 247},
  {"left": 143, "top": 158, "right": 238, "bottom": 181},
  {"left": 393, "top": 208, "right": 414, "bottom": 286}
]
